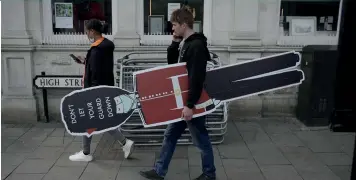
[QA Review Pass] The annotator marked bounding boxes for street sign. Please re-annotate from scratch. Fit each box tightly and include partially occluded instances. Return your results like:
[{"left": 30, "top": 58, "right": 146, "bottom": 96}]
[{"left": 33, "top": 75, "right": 83, "bottom": 89}]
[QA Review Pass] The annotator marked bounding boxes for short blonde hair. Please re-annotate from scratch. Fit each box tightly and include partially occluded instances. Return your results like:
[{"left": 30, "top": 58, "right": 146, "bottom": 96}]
[{"left": 170, "top": 7, "right": 194, "bottom": 29}]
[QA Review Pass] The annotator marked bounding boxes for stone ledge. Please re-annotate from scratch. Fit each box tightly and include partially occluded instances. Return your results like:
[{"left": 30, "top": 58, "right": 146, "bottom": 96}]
[
  {"left": 0, "top": 44, "right": 303, "bottom": 53},
  {"left": 1, "top": 45, "right": 35, "bottom": 52}
]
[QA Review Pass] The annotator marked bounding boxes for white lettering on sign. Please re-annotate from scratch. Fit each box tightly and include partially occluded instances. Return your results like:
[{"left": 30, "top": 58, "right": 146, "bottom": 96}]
[
  {"left": 96, "top": 98, "right": 104, "bottom": 119},
  {"left": 106, "top": 97, "right": 113, "bottom": 117},
  {"left": 68, "top": 105, "right": 77, "bottom": 124},
  {"left": 77, "top": 98, "right": 116, "bottom": 121},
  {"left": 34, "top": 77, "right": 83, "bottom": 88},
  {"left": 87, "top": 102, "right": 95, "bottom": 119},
  {"left": 78, "top": 108, "right": 85, "bottom": 117}
]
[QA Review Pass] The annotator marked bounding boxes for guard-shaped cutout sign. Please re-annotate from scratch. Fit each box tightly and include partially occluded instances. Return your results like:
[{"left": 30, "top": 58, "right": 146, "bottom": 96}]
[{"left": 61, "top": 51, "right": 305, "bottom": 137}]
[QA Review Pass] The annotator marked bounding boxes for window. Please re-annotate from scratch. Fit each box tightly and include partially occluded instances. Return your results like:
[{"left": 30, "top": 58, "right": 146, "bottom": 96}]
[
  {"left": 143, "top": 0, "right": 205, "bottom": 35},
  {"left": 279, "top": 0, "right": 340, "bottom": 35},
  {"left": 51, "top": 0, "right": 112, "bottom": 34}
]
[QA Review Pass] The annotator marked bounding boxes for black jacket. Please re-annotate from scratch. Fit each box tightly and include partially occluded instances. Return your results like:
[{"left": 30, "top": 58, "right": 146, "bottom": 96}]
[
  {"left": 167, "top": 33, "right": 210, "bottom": 109},
  {"left": 83, "top": 38, "right": 115, "bottom": 88}
]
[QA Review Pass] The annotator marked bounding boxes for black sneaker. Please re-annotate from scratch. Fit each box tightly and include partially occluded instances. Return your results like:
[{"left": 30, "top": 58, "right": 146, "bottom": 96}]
[
  {"left": 139, "top": 169, "right": 164, "bottom": 180},
  {"left": 193, "top": 174, "right": 216, "bottom": 180}
]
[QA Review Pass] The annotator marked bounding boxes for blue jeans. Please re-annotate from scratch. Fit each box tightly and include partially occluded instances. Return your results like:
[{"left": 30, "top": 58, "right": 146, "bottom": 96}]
[{"left": 154, "top": 116, "right": 216, "bottom": 178}]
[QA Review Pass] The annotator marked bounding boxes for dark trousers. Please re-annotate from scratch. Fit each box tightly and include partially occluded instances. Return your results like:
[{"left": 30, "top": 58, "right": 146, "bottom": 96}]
[{"left": 154, "top": 116, "right": 216, "bottom": 178}]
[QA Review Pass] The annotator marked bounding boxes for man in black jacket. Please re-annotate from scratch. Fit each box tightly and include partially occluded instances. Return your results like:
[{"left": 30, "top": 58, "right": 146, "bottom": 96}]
[{"left": 140, "top": 8, "right": 216, "bottom": 180}]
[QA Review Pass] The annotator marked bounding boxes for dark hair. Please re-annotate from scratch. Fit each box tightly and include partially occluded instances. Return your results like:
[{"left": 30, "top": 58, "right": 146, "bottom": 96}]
[
  {"left": 85, "top": 19, "right": 109, "bottom": 34},
  {"left": 170, "top": 6, "right": 194, "bottom": 29}
]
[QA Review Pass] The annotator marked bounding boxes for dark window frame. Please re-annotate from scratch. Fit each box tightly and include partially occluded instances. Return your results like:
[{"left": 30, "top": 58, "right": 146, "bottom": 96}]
[
  {"left": 143, "top": 0, "right": 205, "bottom": 35},
  {"left": 51, "top": 0, "right": 113, "bottom": 34},
  {"left": 280, "top": 0, "right": 341, "bottom": 32}
]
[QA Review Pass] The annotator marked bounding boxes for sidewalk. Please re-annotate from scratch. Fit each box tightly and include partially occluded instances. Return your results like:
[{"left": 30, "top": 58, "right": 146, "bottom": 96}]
[{"left": 1, "top": 118, "right": 354, "bottom": 180}]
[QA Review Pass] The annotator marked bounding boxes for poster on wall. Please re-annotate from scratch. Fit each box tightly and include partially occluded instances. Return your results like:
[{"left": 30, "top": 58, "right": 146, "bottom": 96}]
[
  {"left": 149, "top": 15, "right": 164, "bottom": 34},
  {"left": 60, "top": 51, "right": 305, "bottom": 137},
  {"left": 55, "top": 3, "right": 73, "bottom": 28},
  {"left": 193, "top": 21, "right": 202, "bottom": 32},
  {"left": 289, "top": 17, "right": 317, "bottom": 36},
  {"left": 168, "top": 3, "right": 181, "bottom": 21}
]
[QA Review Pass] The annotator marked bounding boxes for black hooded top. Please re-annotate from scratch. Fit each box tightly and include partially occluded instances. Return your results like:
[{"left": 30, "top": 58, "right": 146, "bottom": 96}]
[
  {"left": 167, "top": 33, "right": 210, "bottom": 109},
  {"left": 83, "top": 38, "right": 115, "bottom": 88}
]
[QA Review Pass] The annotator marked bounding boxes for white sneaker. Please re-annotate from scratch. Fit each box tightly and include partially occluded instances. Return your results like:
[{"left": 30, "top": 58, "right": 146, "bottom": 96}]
[
  {"left": 69, "top": 150, "right": 93, "bottom": 162},
  {"left": 122, "top": 139, "right": 135, "bottom": 159}
]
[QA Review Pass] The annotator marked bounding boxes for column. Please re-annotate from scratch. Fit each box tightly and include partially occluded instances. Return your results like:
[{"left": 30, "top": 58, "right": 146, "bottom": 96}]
[
  {"left": 26, "top": 0, "right": 44, "bottom": 44},
  {"left": 1, "top": 50, "right": 38, "bottom": 123},
  {"left": 259, "top": 0, "right": 281, "bottom": 45},
  {"left": 1, "top": 0, "right": 32, "bottom": 45},
  {"left": 1, "top": 0, "right": 37, "bottom": 123},
  {"left": 229, "top": 0, "right": 261, "bottom": 46},
  {"left": 113, "top": 0, "right": 140, "bottom": 46},
  {"left": 210, "top": 0, "right": 233, "bottom": 45}
]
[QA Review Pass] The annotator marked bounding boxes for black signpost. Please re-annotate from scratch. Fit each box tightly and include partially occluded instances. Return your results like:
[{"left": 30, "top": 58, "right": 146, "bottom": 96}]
[{"left": 33, "top": 71, "right": 83, "bottom": 122}]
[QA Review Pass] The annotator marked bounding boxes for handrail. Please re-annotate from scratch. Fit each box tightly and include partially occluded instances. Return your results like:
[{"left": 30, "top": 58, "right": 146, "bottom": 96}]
[{"left": 117, "top": 51, "right": 221, "bottom": 66}]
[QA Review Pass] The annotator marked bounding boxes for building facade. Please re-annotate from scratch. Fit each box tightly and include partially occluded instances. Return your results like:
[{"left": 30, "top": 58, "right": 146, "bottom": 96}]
[{"left": 1, "top": 0, "right": 342, "bottom": 123}]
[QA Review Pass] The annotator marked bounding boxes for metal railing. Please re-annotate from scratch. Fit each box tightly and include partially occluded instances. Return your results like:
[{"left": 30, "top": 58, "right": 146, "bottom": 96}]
[
  {"left": 41, "top": 32, "right": 113, "bottom": 45},
  {"left": 116, "top": 51, "right": 228, "bottom": 146},
  {"left": 277, "top": 31, "right": 338, "bottom": 46}
]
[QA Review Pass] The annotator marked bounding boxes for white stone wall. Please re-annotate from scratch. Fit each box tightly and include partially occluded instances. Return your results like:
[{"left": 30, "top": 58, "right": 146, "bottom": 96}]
[{"left": 1, "top": 0, "right": 339, "bottom": 123}]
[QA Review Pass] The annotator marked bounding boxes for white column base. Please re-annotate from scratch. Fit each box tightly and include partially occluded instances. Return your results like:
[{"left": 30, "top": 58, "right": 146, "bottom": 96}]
[
  {"left": 1, "top": 50, "right": 37, "bottom": 123},
  {"left": 229, "top": 32, "right": 262, "bottom": 46},
  {"left": 113, "top": 31, "right": 140, "bottom": 46},
  {"left": 1, "top": 96, "right": 38, "bottom": 123}
]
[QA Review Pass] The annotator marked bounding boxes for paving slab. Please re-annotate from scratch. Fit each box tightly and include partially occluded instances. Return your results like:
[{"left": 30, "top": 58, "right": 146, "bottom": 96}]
[
  {"left": 295, "top": 131, "right": 344, "bottom": 153},
  {"left": 49, "top": 128, "right": 71, "bottom": 137},
  {"left": 2, "top": 118, "right": 354, "bottom": 180},
  {"left": 222, "top": 159, "right": 265, "bottom": 180},
  {"left": 18, "top": 127, "right": 54, "bottom": 142},
  {"left": 269, "top": 132, "right": 305, "bottom": 148},
  {"left": 1, "top": 128, "right": 31, "bottom": 137},
  {"left": 1, "top": 165, "right": 18, "bottom": 180},
  {"left": 42, "top": 166, "right": 86, "bottom": 180},
  {"left": 79, "top": 160, "right": 121, "bottom": 180},
  {"left": 5, "top": 139, "right": 42, "bottom": 153},
  {"left": 260, "top": 165, "right": 303, "bottom": 180},
  {"left": 27, "top": 146, "right": 65, "bottom": 160},
  {"left": 315, "top": 153, "right": 352, "bottom": 166},
  {"left": 164, "top": 159, "right": 190, "bottom": 180},
  {"left": 4, "top": 173, "right": 45, "bottom": 180},
  {"left": 247, "top": 141, "right": 290, "bottom": 165},
  {"left": 1, "top": 137, "right": 18, "bottom": 152},
  {"left": 218, "top": 143, "right": 253, "bottom": 159},
  {"left": 116, "top": 167, "right": 152, "bottom": 180},
  {"left": 328, "top": 165, "right": 351, "bottom": 180},
  {"left": 1, "top": 153, "right": 29, "bottom": 166},
  {"left": 121, "top": 152, "right": 156, "bottom": 167},
  {"left": 14, "top": 159, "right": 56, "bottom": 174},
  {"left": 41, "top": 137, "right": 74, "bottom": 148}
]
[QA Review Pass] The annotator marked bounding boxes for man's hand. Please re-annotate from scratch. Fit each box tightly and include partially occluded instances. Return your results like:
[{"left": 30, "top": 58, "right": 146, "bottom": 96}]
[{"left": 182, "top": 106, "right": 193, "bottom": 120}]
